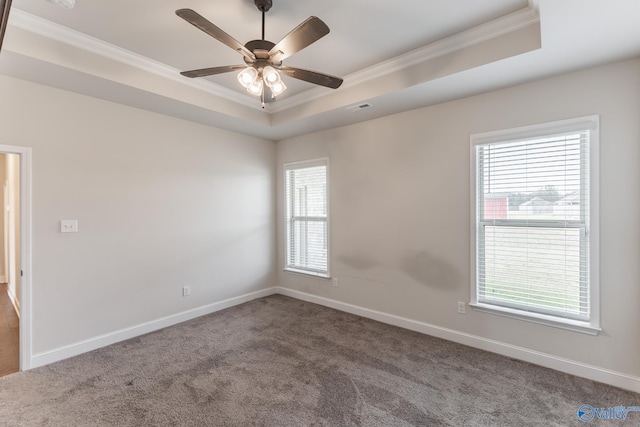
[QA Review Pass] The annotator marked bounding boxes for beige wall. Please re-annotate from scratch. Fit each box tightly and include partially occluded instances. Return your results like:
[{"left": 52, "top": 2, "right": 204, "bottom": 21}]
[
  {"left": 277, "top": 58, "right": 640, "bottom": 378},
  {"left": 0, "top": 75, "right": 277, "bottom": 354}
]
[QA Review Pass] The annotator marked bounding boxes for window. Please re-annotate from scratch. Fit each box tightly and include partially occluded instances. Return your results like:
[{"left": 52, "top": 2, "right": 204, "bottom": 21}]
[
  {"left": 284, "top": 159, "right": 329, "bottom": 277},
  {"left": 471, "top": 116, "right": 600, "bottom": 334}
]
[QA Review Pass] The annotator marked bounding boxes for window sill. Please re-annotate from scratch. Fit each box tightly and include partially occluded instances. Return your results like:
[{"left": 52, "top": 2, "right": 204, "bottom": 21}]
[
  {"left": 283, "top": 268, "right": 330, "bottom": 279},
  {"left": 469, "top": 303, "right": 601, "bottom": 336}
]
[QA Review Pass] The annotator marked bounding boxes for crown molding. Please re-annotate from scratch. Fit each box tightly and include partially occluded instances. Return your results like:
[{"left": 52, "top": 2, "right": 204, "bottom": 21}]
[
  {"left": 7, "top": 8, "right": 262, "bottom": 110},
  {"left": 270, "top": 6, "right": 540, "bottom": 113}
]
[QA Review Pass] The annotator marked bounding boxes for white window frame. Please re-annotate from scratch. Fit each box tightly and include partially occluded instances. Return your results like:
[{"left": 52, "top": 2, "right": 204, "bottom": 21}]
[
  {"left": 284, "top": 158, "right": 330, "bottom": 278},
  {"left": 470, "top": 116, "right": 600, "bottom": 335}
]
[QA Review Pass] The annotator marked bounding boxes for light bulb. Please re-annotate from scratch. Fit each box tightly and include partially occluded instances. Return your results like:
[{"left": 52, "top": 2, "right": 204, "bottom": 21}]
[
  {"left": 247, "top": 79, "right": 264, "bottom": 96},
  {"left": 237, "top": 67, "right": 258, "bottom": 89},
  {"left": 240, "top": 73, "right": 253, "bottom": 85},
  {"left": 262, "top": 66, "right": 281, "bottom": 87},
  {"left": 270, "top": 81, "right": 287, "bottom": 96}
]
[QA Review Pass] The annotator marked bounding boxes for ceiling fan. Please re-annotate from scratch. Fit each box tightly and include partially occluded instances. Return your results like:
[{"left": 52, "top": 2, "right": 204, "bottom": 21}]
[{"left": 176, "top": 0, "right": 343, "bottom": 107}]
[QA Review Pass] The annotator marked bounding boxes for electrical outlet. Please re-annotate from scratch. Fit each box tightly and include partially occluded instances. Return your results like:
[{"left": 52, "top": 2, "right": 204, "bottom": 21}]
[
  {"left": 60, "top": 219, "right": 78, "bottom": 233},
  {"left": 332, "top": 278, "right": 338, "bottom": 287},
  {"left": 457, "top": 301, "right": 466, "bottom": 314},
  {"left": 182, "top": 286, "right": 191, "bottom": 297}
]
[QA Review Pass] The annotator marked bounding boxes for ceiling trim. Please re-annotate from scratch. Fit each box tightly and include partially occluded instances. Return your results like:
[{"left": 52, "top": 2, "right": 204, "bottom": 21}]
[
  {"left": 7, "top": 8, "right": 262, "bottom": 110},
  {"left": 270, "top": 5, "right": 540, "bottom": 113}
]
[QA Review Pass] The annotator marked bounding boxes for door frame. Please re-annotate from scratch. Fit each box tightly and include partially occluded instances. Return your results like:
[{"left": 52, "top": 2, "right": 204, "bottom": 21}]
[{"left": 0, "top": 144, "right": 32, "bottom": 371}]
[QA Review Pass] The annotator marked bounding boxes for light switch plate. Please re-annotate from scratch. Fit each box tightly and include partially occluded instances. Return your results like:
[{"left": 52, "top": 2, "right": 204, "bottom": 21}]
[{"left": 60, "top": 220, "right": 78, "bottom": 233}]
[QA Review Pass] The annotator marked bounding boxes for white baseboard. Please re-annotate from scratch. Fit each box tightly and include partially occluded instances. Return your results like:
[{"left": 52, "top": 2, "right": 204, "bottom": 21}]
[
  {"left": 0, "top": 275, "right": 6, "bottom": 283},
  {"left": 30, "top": 287, "right": 278, "bottom": 369},
  {"left": 276, "top": 287, "right": 640, "bottom": 393}
]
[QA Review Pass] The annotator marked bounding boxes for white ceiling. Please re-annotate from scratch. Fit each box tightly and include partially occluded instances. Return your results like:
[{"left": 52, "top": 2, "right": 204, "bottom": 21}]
[{"left": 2, "top": 0, "right": 640, "bottom": 140}]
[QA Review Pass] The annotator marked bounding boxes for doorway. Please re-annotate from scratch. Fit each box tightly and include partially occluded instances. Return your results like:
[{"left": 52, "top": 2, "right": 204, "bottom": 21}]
[
  {"left": 0, "top": 153, "right": 20, "bottom": 377},
  {"left": 0, "top": 145, "right": 31, "bottom": 376}
]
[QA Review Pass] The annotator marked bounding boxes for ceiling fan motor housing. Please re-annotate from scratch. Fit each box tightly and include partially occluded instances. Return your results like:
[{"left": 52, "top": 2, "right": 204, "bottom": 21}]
[
  {"left": 254, "top": 0, "right": 273, "bottom": 12},
  {"left": 244, "top": 39, "right": 278, "bottom": 64}
]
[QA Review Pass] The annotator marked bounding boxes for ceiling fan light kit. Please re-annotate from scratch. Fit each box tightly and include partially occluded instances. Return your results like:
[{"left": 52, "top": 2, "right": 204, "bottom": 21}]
[{"left": 176, "top": 0, "right": 342, "bottom": 107}]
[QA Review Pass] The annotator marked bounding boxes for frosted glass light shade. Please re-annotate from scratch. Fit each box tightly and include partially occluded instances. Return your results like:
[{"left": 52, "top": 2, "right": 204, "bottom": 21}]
[
  {"left": 237, "top": 67, "right": 259, "bottom": 89},
  {"left": 247, "top": 79, "right": 264, "bottom": 96},
  {"left": 270, "top": 81, "right": 287, "bottom": 96},
  {"left": 263, "top": 66, "right": 281, "bottom": 86}
]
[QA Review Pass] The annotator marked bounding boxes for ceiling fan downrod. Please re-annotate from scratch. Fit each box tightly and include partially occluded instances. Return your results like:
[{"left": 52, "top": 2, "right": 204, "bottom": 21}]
[{"left": 254, "top": 0, "right": 272, "bottom": 41}]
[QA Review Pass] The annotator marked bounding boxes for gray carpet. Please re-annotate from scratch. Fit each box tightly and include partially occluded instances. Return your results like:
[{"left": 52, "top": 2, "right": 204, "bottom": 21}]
[{"left": 0, "top": 295, "right": 638, "bottom": 426}]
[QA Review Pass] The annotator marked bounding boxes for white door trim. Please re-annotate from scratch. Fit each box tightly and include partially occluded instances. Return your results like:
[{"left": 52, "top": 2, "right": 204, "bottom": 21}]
[{"left": 0, "top": 145, "right": 32, "bottom": 371}]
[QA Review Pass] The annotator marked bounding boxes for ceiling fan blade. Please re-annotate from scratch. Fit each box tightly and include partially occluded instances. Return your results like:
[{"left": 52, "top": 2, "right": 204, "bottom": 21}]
[
  {"left": 180, "top": 65, "right": 246, "bottom": 78},
  {"left": 176, "top": 9, "right": 255, "bottom": 61},
  {"left": 0, "top": 0, "right": 12, "bottom": 52},
  {"left": 279, "top": 66, "right": 343, "bottom": 89},
  {"left": 269, "top": 16, "right": 329, "bottom": 63}
]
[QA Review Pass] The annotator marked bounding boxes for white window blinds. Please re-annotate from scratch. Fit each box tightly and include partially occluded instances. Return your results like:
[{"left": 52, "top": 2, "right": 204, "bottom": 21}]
[
  {"left": 285, "top": 159, "right": 329, "bottom": 277},
  {"left": 472, "top": 116, "right": 599, "bottom": 328}
]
